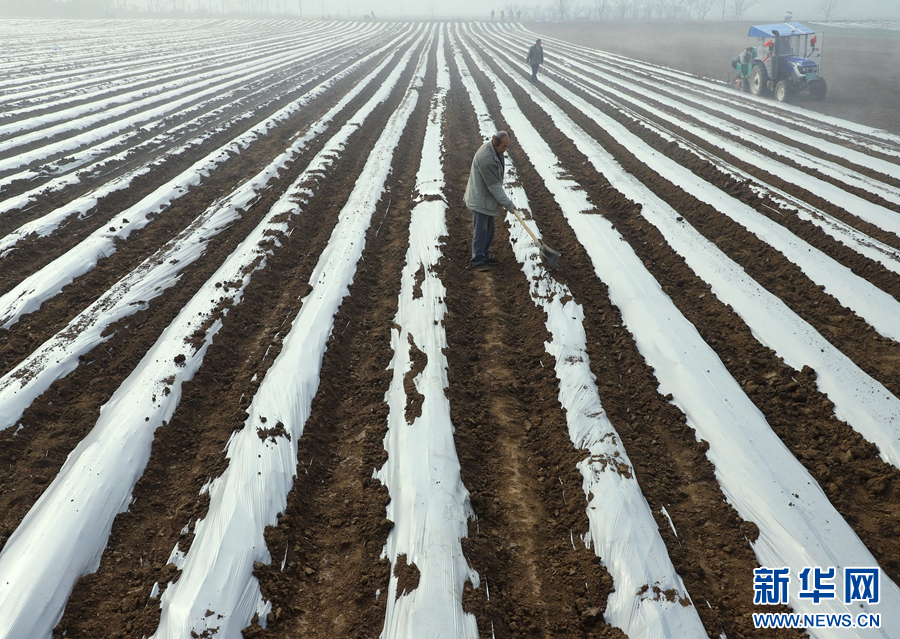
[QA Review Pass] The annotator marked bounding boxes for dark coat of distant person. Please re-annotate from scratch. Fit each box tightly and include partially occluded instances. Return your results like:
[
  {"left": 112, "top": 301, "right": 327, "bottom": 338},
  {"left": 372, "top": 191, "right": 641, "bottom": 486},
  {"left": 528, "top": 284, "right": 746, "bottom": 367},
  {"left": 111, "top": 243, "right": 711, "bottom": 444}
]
[{"left": 526, "top": 39, "right": 544, "bottom": 81}]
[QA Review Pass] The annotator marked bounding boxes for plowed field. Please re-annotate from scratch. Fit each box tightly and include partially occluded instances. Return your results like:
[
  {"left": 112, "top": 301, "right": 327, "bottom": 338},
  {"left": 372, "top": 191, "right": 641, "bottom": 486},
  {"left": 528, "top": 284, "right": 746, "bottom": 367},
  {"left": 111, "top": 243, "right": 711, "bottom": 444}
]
[{"left": 0, "top": 18, "right": 898, "bottom": 639}]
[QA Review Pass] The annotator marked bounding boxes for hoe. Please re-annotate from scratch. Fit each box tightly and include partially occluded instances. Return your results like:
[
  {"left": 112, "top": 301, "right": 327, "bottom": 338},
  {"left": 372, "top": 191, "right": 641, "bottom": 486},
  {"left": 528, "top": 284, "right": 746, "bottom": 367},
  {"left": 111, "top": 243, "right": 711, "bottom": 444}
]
[{"left": 512, "top": 209, "right": 561, "bottom": 269}]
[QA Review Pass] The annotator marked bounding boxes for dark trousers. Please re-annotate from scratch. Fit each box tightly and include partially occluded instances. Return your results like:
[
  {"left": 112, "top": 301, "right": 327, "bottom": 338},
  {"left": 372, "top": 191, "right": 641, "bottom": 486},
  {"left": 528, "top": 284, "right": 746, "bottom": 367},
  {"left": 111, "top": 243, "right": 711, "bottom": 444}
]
[
  {"left": 531, "top": 63, "right": 540, "bottom": 80},
  {"left": 471, "top": 210, "right": 495, "bottom": 266}
]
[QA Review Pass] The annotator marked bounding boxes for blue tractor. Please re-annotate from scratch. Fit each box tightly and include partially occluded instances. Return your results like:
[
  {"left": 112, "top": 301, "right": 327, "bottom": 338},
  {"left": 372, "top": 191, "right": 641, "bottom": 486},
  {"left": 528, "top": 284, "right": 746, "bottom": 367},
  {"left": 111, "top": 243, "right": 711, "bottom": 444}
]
[{"left": 736, "top": 22, "right": 826, "bottom": 102}]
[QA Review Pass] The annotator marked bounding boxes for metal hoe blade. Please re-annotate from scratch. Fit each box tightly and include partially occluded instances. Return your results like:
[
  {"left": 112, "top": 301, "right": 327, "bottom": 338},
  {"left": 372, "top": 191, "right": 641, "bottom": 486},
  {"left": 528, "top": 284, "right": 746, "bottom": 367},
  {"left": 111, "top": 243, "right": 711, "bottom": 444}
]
[
  {"left": 512, "top": 208, "right": 561, "bottom": 269},
  {"left": 539, "top": 241, "right": 561, "bottom": 269}
]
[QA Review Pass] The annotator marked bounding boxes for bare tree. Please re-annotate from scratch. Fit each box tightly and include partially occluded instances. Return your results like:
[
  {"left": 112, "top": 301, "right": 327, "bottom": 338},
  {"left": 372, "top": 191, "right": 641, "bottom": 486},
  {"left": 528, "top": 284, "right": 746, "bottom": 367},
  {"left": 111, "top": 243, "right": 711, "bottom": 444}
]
[
  {"left": 688, "top": 0, "right": 716, "bottom": 19},
  {"left": 662, "top": 0, "right": 687, "bottom": 18},
  {"left": 504, "top": 3, "right": 526, "bottom": 20},
  {"left": 574, "top": 3, "right": 592, "bottom": 17},
  {"left": 731, "top": 0, "right": 757, "bottom": 19},
  {"left": 552, "top": 0, "right": 573, "bottom": 19},
  {"left": 630, "top": 0, "right": 648, "bottom": 19},
  {"left": 591, "top": 0, "right": 608, "bottom": 18},
  {"left": 818, "top": 0, "right": 840, "bottom": 18},
  {"left": 612, "top": 0, "right": 629, "bottom": 19}
]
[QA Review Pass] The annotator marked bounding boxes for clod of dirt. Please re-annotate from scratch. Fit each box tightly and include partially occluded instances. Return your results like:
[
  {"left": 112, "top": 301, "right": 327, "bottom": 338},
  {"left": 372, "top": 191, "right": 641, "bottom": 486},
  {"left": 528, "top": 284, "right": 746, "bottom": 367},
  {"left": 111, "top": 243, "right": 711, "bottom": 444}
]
[
  {"left": 411, "top": 262, "right": 426, "bottom": 300},
  {"left": 393, "top": 553, "right": 421, "bottom": 599},
  {"left": 256, "top": 421, "right": 290, "bottom": 443},
  {"left": 240, "top": 613, "right": 265, "bottom": 638},
  {"left": 403, "top": 334, "right": 427, "bottom": 424}
]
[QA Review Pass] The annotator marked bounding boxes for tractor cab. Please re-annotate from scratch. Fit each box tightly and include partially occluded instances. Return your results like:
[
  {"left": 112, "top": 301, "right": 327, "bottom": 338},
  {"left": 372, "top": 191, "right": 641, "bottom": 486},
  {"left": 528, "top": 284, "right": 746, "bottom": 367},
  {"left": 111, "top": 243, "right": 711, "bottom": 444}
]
[{"left": 743, "top": 22, "right": 826, "bottom": 102}]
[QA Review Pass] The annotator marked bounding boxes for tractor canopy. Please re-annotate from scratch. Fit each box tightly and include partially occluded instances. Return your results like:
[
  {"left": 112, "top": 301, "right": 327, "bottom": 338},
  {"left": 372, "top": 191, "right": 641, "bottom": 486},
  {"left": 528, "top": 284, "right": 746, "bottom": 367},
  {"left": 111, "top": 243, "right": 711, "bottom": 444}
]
[{"left": 748, "top": 22, "right": 816, "bottom": 37}]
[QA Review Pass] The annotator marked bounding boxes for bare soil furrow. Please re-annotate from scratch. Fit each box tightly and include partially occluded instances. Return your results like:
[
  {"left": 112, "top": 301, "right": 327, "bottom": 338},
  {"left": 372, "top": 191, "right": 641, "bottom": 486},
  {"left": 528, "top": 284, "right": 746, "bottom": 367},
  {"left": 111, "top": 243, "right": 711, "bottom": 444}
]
[
  {"left": 0, "top": 39, "right": 373, "bottom": 220},
  {"left": 0, "top": 24, "right": 351, "bottom": 132},
  {"left": 0, "top": 37, "right": 417, "bottom": 569},
  {"left": 601, "top": 188, "right": 900, "bottom": 585},
  {"left": 0, "top": 24, "right": 327, "bottom": 103},
  {"left": 0, "top": 26, "right": 380, "bottom": 173},
  {"left": 472, "top": 27, "right": 900, "bottom": 588},
  {"left": 497, "top": 33, "right": 900, "bottom": 255},
  {"left": 441, "top": 38, "right": 626, "bottom": 639},
  {"left": 478, "top": 39, "right": 900, "bottom": 406},
  {"left": 0, "top": 64, "right": 310, "bottom": 206},
  {"left": 243, "top": 34, "right": 435, "bottom": 639},
  {"left": 536, "top": 63, "right": 900, "bottom": 291},
  {"left": 0, "top": 48, "right": 399, "bottom": 379},
  {"left": 2, "top": 21, "right": 898, "bottom": 639},
  {"left": 528, "top": 21, "right": 900, "bottom": 139},
  {"left": 0, "top": 24, "right": 363, "bottom": 149},
  {"left": 570, "top": 60, "right": 900, "bottom": 183},
  {"left": 456, "top": 29, "right": 803, "bottom": 638},
  {"left": 51, "top": 29, "right": 428, "bottom": 639}
]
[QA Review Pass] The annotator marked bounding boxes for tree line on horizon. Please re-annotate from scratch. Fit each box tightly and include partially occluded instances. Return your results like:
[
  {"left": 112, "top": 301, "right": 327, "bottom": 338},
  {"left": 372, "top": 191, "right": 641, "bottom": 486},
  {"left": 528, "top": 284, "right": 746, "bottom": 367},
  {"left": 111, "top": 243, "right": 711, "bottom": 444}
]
[{"left": 0, "top": 0, "right": 864, "bottom": 24}]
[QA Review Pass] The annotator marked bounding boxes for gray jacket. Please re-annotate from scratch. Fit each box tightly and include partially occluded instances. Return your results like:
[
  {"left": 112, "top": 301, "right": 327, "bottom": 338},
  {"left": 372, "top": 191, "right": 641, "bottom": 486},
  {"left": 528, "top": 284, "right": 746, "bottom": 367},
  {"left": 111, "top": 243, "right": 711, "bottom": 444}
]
[
  {"left": 526, "top": 44, "right": 544, "bottom": 66},
  {"left": 464, "top": 141, "right": 514, "bottom": 216}
]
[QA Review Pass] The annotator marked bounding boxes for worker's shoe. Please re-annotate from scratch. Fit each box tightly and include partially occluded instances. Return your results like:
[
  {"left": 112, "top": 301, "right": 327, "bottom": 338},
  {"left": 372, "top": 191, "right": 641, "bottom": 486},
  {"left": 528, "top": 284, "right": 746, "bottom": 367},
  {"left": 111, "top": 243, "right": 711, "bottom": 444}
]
[
  {"left": 484, "top": 257, "right": 501, "bottom": 266},
  {"left": 472, "top": 262, "right": 489, "bottom": 272}
]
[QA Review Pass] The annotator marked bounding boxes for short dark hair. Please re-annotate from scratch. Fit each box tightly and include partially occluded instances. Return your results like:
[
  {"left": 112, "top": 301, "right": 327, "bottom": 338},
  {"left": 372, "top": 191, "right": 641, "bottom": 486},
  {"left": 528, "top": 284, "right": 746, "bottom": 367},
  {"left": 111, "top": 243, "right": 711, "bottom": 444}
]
[{"left": 491, "top": 131, "right": 510, "bottom": 147}]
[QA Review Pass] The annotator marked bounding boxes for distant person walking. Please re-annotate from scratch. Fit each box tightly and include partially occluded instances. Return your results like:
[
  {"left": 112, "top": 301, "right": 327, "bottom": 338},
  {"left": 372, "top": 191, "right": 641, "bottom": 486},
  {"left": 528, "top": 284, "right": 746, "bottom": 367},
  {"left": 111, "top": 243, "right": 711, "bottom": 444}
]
[
  {"left": 464, "top": 131, "right": 516, "bottom": 271},
  {"left": 500, "top": 9, "right": 505, "bottom": 21},
  {"left": 490, "top": 8, "right": 495, "bottom": 20},
  {"left": 526, "top": 38, "right": 544, "bottom": 81},
  {"left": 517, "top": 9, "right": 521, "bottom": 20}
]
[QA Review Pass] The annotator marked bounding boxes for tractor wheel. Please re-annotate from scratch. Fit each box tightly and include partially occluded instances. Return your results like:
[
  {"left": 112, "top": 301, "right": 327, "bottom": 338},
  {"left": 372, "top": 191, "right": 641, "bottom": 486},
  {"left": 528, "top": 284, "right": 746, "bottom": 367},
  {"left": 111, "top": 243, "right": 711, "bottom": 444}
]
[
  {"left": 775, "top": 80, "right": 790, "bottom": 102},
  {"left": 810, "top": 79, "right": 827, "bottom": 101},
  {"left": 749, "top": 65, "right": 768, "bottom": 96}
]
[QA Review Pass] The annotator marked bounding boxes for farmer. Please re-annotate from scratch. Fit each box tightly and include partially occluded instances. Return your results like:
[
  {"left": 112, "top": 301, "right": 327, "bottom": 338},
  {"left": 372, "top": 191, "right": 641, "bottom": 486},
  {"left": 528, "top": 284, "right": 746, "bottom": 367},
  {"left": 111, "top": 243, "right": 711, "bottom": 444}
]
[
  {"left": 731, "top": 45, "right": 755, "bottom": 90},
  {"left": 526, "top": 38, "right": 544, "bottom": 81},
  {"left": 464, "top": 131, "right": 516, "bottom": 272},
  {"left": 731, "top": 46, "right": 754, "bottom": 71}
]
